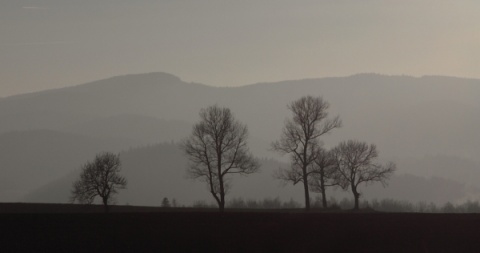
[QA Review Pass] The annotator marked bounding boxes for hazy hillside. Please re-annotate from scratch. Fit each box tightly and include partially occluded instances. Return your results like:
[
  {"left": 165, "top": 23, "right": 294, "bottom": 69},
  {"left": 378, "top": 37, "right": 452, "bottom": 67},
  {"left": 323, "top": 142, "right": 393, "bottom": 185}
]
[
  {"left": 62, "top": 113, "right": 191, "bottom": 146},
  {"left": 1, "top": 72, "right": 479, "bottom": 160},
  {"left": 0, "top": 73, "right": 211, "bottom": 134},
  {"left": 0, "top": 130, "right": 135, "bottom": 201},
  {"left": 23, "top": 143, "right": 304, "bottom": 206},
  {"left": 361, "top": 174, "right": 470, "bottom": 205},
  {"left": 3, "top": 72, "right": 480, "bottom": 205},
  {"left": 23, "top": 142, "right": 474, "bottom": 206}
]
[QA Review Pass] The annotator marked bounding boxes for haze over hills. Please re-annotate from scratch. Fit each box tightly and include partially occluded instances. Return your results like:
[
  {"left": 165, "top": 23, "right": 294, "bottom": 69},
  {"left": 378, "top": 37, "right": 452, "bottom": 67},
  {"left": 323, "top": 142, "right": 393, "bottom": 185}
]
[
  {"left": 23, "top": 143, "right": 304, "bottom": 206},
  {"left": 2, "top": 72, "right": 480, "bottom": 205},
  {"left": 62, "top": 113, "right": 192, "bottom": 146},
  {"left": 1, "top": 72, "right": 480, "bottom": 159},
  {"left": 0, "top": 130, "right": 135, "bottom": 201},
  {"left": 23, "top": 142, "right": 472, "bottom": 206}
]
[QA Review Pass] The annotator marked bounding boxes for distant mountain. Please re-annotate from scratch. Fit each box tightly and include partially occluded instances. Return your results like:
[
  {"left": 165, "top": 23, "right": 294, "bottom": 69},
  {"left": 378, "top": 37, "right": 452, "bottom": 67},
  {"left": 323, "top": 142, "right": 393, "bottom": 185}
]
[
  {"left": 3, "top": 72, "right": 480, "bottom": 204},
  {"left": 0, "top": 72, "right": 210, "bottom": 134},
  {"left": 1, "top": 72, "right": 480, "bottom": 159},
  {"left": 62, "top": 113, "right": 191, "bottom": 146}
]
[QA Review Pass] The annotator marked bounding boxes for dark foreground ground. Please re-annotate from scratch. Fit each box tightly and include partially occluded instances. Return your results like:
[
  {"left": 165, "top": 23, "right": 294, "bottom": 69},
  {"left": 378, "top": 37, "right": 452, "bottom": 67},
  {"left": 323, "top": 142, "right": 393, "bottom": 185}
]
[{"left": 1, "top": 203, "right": 480, "bottom": 252}]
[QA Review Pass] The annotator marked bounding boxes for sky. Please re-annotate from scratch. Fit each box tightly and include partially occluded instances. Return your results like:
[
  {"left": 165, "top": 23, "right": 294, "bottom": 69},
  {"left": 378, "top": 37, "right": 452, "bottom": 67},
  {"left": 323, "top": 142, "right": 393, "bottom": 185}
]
[{"left": 1, "top": 0, "right": 479, "bottom": 97}]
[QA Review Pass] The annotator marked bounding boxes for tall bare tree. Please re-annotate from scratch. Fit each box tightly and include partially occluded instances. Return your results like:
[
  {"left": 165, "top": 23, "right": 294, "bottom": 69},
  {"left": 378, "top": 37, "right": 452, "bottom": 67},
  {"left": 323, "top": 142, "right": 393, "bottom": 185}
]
[
  {"left": 309, "top": 148, "right": 343, "bottom": 208},
  {"left": 331, "top": 140, "right": 396, "bottom": 210},
  {"left": 272, "top": 96, "right": 341, "bottom": 210},
  {"left": 182, "top": 105, "right": 259, "bottom": 211},
  {"left": 70, "top": 152, "right": 127, "bottom": 212}
]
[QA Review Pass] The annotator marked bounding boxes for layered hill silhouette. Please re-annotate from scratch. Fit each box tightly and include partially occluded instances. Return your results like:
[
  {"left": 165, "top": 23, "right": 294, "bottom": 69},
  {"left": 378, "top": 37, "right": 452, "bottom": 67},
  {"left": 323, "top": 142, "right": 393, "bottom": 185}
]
[
  {"left": 1, "top": 72, "right": 480, "bottom": 205},
  {"left": 0, "top": 130, "right": 134, "bottom": 201},
  {"left": 62, "top": 113, "right": 191, "bottom": 146},
  {"left": 23, "top": 142, "right": 306, "bottom": 206},
  {"left": 22, "top": 142, "right": 471, "bottom": 206}
]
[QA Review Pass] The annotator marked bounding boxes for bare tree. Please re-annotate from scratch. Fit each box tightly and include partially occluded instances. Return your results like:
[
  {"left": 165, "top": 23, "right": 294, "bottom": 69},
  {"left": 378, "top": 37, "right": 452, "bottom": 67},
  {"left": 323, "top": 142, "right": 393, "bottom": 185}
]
[
  {"left": 309, "top": 148, "right": 343, "bottom": 208},
  {"left": 331, "top": 140, "right": 396, "bottom": 210},
  {"left": 181, "top": 105, "right": 259, "bottom": 211},
  {"left": 70, "top": 152, "right": 127, "bottom": 212},
  {"left": 161, "top": 197, "right": 171, "bottom": 208},
  {"left": 272, "top": 96, "right": 341, "bottom": 210}
]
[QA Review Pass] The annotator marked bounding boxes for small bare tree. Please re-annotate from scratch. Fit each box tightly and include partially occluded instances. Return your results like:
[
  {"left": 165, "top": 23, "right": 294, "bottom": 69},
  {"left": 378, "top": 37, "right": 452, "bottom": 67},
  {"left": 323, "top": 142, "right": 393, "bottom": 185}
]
[
  {"left": 331, "top": 140, "right": 396, "bottom": 210},
  {"left": 272, "top": 96, "right": 341, "bottom": 210},
  {"left": 161, "top": 197, "right": 171, "bottom": 208},
  {"left": 309, "top": 148, "right": 343, "bottom": 208},
  {"left": 182, "top": 105, "right": 259, "bottom": 211},
  {"left": 70, "top": 152, "right": 127, "bottom": 212}
]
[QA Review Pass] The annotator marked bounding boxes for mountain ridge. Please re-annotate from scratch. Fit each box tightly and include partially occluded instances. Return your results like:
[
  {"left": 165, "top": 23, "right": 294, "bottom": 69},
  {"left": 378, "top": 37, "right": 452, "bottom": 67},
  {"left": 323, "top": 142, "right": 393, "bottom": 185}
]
[
  {"left": 2, "top": 72, "right": 480, "bottom": 205},
  {"left": 4, "top": 72, "right": 480, "bottom": 100},
  {"left": 1, "top": 72, "right": 187, "bottom": 101}
]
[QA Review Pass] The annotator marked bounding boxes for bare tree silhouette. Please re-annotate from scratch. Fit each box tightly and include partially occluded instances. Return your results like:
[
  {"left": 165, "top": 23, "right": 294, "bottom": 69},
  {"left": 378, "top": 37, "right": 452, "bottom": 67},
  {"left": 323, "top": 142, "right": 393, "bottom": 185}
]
[
  {"left": 161, "top": 197, "right": 171, "bottom": 208},
  {"left": 331, "top": 140, "right": 396, "bottom": 210},
  {"left": 70, "top": 152, "right": 127, "bottom": 212},
  {"left": 309, "top": 148, "right": 343, "bottom": 208},
  {"left": 182, "top": 105, "right": 259, "bottom": 211},
  {"left": 272, "top": 96, "right": 341, "bottom": 210}
]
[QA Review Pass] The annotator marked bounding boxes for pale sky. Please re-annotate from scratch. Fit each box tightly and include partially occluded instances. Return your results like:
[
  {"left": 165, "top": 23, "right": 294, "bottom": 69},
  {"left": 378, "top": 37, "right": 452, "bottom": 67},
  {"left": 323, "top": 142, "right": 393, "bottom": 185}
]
[{"left": 1, "top": 0, "right": 479, "bottom": 97}]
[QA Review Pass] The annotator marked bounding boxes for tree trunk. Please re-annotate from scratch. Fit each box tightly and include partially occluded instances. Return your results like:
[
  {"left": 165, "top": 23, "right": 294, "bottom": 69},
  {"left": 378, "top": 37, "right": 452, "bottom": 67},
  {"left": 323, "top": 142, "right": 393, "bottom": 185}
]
[
  {"left": 217, "top": 150, "right": 225, "bottom": 212},
  {"left": 219, "top": 199, "right": 225, "bottom": 212},
  {"left": 352, "top": 186, "right": 360, "bottom": 211},
  {"left": 212, "top": 192, "right": 221, "bottom": 210},
  {"left": 321, "top": 186, "right": 328, "bottom": 209},
  {"left": 354, "top": 194, "right": 359, "bottom": 210},
  {"left": 218, "top": 175, "right": 225, "bottom": 212},
  {"left": 320, "top": 172, "right": 328, "bottom": 208},
  {"left": 102, "top": 197, "right": 109, "bottom": 213},
  {"left": 209, "top": 175, "right": 221, "bottom": 210},
  {"left": 303, "top": 167, "right": 310, "bottom": 210}
]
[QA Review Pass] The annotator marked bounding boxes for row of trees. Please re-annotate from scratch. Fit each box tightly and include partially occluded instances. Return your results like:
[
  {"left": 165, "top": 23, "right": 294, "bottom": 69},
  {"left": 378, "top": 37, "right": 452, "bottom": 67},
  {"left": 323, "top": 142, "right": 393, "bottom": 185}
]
[
  {"left": 327, "top": 197, "right": 480, "bottom": 213},
  {"left": 70, "top": 96, "right": 395, "bottom": 212},
  {"left": 193, "top": 196, "right": 480, "bottom": 214},
  {"left": 181, "top": 96, "right": 395, "bottom": 211}
]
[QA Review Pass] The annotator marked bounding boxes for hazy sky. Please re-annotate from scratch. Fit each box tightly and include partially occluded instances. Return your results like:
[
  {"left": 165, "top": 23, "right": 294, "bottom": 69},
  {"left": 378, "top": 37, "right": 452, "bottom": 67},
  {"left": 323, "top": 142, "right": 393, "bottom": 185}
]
[{"left": 1, "top": 0, "right": 479, "bottom": 97}]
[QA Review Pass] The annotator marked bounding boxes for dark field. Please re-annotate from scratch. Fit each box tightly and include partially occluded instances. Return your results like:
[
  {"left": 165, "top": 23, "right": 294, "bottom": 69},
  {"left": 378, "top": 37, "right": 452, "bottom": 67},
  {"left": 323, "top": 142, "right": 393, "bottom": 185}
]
[{"left": 1, "top": 203, "right": 480, "bottom": 252}]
